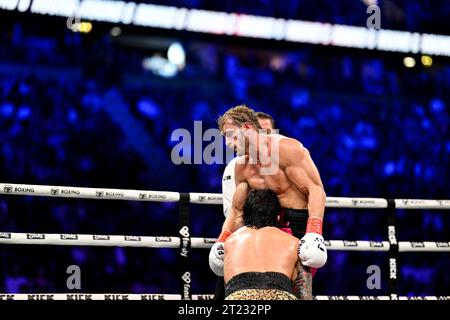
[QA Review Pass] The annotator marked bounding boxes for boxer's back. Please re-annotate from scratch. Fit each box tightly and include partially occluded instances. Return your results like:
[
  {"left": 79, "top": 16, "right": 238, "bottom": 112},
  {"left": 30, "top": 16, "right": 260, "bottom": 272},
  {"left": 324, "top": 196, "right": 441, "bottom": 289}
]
[{"left": 223, "top": 226, "right": 300, "bottom": 282}]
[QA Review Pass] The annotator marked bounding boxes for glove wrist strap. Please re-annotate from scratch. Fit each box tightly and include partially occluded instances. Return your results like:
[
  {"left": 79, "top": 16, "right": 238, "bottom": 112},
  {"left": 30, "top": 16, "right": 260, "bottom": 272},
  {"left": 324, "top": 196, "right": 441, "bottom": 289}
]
[
  {"left": 306, "top": 217, "right": 323, "bottom": 235},
  {"left": 217, "top": 230, "right": 232, "bottom": 243}
]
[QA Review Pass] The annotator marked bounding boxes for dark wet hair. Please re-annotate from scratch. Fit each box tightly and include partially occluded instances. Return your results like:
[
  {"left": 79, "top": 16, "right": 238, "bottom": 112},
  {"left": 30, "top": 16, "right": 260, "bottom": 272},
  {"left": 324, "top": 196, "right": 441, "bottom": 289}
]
[
  {"left": 243, "top": 189, "right": 280, "bottom": 229},
  {"left": 255, "top": 111, "right": 275, "bottom": 129}
]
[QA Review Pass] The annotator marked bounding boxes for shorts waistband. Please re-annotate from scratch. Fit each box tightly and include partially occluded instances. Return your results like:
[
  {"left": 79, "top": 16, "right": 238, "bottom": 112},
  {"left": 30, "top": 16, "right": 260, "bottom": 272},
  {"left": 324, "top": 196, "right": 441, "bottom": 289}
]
[
  {"left": 280, "top": 208, "right": 308, "bottom": 220},
  {"left": 279, "top": 208, "right": 308, "bottom": 238},
  {"left": 225, "top": 289, "right": 297, "bottom": 300},
  {"left": 225, "top": 272, "right": 292, "bottom": 298}
]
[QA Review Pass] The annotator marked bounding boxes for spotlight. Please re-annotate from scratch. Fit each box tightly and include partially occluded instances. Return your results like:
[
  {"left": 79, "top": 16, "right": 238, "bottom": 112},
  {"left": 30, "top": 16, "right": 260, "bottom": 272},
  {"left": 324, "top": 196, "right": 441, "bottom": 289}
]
[
  {"left": 79, "top": 22, "right": 92, "bottom": 33},
  {"left": 69, "top": 21, "right": 93, "bottom": 33},
  {"left": 421, "top": 55, "right": 433, "bottom": 67},
  {"left": 167, "top": 42, "right": 186, "bottom": 69},
  {"left": 110, "top": 27, "right": 122, "bottom": 37},
  {"left": 403, "top": 57, "right": 416, "bottom": 68}
]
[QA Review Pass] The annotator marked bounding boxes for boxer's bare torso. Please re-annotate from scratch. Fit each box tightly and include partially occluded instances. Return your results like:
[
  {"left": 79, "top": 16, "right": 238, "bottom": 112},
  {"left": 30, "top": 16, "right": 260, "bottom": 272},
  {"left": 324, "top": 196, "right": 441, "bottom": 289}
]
[{"left": 232, "top": 134, "right": 324, "bottom": 222}]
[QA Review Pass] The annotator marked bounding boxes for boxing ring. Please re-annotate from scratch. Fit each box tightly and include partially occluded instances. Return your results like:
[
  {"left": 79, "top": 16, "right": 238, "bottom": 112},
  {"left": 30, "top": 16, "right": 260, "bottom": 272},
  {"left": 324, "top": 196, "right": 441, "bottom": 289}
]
[{"left": 0, "top": 183, "right": 449, "bottom": 301}]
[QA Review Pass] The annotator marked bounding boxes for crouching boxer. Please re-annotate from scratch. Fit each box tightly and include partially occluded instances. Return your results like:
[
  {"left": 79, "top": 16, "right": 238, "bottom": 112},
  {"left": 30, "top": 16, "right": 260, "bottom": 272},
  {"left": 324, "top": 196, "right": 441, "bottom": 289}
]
[{"left": 211, "top": 188, "right": 326, "bottom": 300}]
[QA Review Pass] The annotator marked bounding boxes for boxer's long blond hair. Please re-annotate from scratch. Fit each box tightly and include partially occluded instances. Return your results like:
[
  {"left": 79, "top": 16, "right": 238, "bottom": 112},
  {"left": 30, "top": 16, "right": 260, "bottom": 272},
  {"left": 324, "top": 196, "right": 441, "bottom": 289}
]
[{"left": 217, "top": 105, "right": 262, "bottom": 133}]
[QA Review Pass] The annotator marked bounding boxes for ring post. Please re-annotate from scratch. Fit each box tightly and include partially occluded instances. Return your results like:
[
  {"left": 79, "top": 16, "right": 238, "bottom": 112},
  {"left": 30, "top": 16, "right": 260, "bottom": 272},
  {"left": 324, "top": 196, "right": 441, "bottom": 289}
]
[
  {"left": 387, "top": 198, "right": 398, "bottom": 300},
  {"left": 178, "top": 193, "right": 191, "bottom": 300}
]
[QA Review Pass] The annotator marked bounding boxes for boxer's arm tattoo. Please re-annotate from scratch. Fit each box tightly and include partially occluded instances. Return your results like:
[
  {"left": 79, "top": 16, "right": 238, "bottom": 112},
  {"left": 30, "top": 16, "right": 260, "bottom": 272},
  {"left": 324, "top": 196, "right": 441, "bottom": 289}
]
[{"left": 292, "top": 264, "right": 313, "bottom": 300}]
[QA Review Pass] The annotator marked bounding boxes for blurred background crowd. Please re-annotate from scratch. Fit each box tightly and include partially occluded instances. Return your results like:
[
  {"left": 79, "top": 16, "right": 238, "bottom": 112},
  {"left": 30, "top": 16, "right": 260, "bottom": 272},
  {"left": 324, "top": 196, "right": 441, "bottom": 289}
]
[{"left": 0, "top": 0, "right": 449, "bottom": 296}]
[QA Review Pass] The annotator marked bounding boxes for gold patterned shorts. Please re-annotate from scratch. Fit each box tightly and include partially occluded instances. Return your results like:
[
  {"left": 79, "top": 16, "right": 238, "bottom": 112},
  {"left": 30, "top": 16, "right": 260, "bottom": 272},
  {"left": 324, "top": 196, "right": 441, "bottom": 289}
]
[{"left": 225, "top": 289, "right": 297, "bottom": 300}]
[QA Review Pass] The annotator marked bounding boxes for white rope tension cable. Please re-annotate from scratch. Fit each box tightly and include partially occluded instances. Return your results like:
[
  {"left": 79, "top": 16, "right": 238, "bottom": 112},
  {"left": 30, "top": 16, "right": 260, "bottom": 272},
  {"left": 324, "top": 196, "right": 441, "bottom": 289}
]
[
  {"left": 0, "top": 183, "right": 180, "bottom": 202},
  {"left": 0, "top": 232, "right": 214, "bottom": 249},
  {"left": 1, "top": 183, "right": 450, "bottom": 209},
  {"left": 0, "top": 232, "right": 449, "bottom": 252},
  {"left": 0, "top": 294, "right": 448, "bottom": 301}
]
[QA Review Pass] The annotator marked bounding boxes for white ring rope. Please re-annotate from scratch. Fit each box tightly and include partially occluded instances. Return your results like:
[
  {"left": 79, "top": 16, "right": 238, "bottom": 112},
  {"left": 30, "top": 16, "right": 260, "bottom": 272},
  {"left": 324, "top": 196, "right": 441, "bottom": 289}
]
[
  {"left": 0, "top": 293, "right": 210, "bottom": 301},
  {"left": 315, "top": 296, "right": 450, "bottom": 300},
  {"left": 0, "top": 232, "right": 449, "bottom": 252},
  {"left": 0, "top": 232, "right": 214, "bottom": 249},
  {"left": 1, "top": 183, "right": 450, "bottom": 209},
  {"left": 0, "top": 294, "right": 448, "bottom": 301},
  {"left": 0, "top": 183, "right": 180, "bottom": 202}
]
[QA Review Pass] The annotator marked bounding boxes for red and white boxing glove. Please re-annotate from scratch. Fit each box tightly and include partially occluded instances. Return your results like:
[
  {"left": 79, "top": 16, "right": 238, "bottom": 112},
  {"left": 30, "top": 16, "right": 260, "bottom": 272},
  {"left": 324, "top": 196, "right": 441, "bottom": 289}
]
[
  {"left": 298, "top": 217, "right": 327, "bottom": 268},
  {"left": 208, "top": 230, "right": 231, "bottom": 276}
]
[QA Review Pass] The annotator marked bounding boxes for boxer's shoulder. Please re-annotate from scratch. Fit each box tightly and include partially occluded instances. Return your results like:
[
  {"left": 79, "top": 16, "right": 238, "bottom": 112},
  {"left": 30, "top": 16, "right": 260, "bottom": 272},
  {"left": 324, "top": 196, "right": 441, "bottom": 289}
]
[
  {"left": 277, "top": 139, "right": 308, "bottom": 165},
  {"left": 277, "top": 136, "right": 305, "bottom": 151}
]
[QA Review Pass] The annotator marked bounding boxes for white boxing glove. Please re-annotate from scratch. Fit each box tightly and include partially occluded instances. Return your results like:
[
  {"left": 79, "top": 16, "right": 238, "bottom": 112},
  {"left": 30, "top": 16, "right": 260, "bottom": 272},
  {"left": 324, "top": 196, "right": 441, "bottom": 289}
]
[
  {"left": 298, "top": 233, "right": 327, "bottom": 268},
  {"left": 208, "top": 242, "right": 225, "bottom": 276}
]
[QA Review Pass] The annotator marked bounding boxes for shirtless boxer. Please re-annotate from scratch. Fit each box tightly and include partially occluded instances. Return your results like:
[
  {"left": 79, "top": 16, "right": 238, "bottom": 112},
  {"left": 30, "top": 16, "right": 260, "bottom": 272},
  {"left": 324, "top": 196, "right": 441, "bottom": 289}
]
[
  {"left": 209, "top": 105, "right": 327, "bottom": 294},
  {"left": 215, "top": 112, "right": 275, "bottom": 300},
  {"left": 223, "top": 187, "right": 311, "bottom": 300},
  {"left": 222, "top": 112, "right": 275, "bottom": 220}
]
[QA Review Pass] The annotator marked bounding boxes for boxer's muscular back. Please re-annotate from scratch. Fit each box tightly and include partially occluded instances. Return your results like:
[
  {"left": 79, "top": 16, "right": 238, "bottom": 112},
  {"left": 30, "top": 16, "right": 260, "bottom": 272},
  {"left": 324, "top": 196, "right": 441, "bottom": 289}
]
[{"left": 223, "top": 226, "right": 300, "bottom": 283}]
